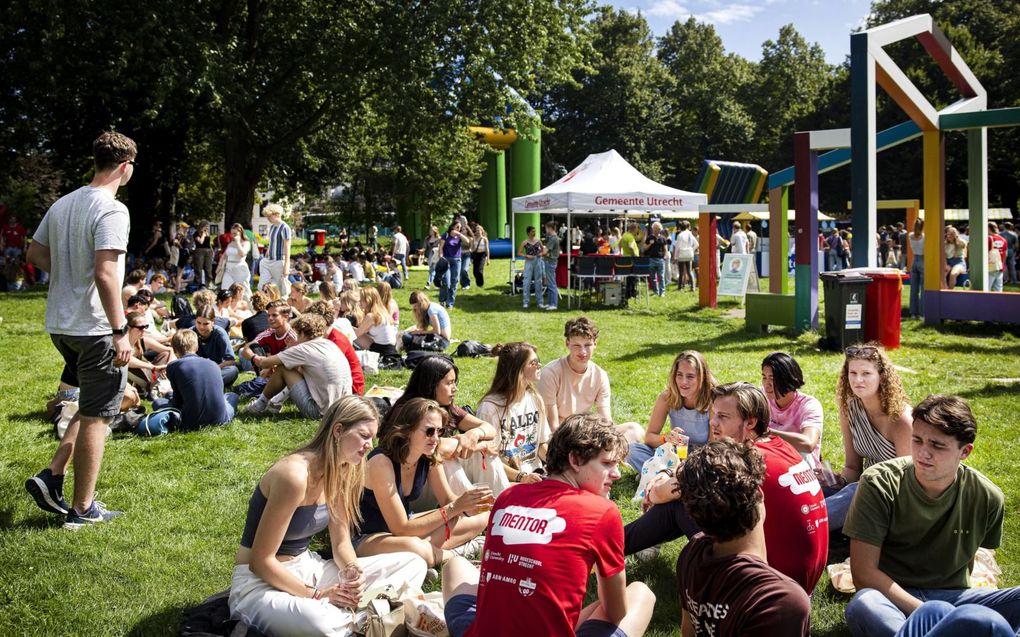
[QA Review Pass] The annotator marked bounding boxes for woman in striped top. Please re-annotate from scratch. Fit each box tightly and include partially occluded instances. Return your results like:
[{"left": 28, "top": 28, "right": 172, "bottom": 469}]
[{"left": 824, "top": 343, "right": 912, "bottom": 530}]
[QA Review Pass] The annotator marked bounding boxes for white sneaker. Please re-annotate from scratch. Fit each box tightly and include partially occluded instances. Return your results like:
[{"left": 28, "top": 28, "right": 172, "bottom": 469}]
[
  {"left": 244, "top": 399, "right": 268, "bottom": 414},
  {"left": 545, "top": 305, "right": 557, "bottom": 311},
  {"left": 537, "top": 303, "right": 547, "bottom": 309},
  {"left": 451, "top": 535, "right": 485, "bottom": 560},
  {"left": 522, "top": 303, "right": 529, "bottom": 309}
]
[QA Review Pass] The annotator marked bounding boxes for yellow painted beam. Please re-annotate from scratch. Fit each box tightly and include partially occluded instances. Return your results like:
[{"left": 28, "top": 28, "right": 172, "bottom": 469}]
[{"left": 468, "top": 126, "right": 518, "bottom": 150}]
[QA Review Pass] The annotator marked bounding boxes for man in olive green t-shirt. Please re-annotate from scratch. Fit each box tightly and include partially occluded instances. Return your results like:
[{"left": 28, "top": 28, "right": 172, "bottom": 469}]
[{"left": 843, "top": 395, "right": 1020, "bottom": 637}]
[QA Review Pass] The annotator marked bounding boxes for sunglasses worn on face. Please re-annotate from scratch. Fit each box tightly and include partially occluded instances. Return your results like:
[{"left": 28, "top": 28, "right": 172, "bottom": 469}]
[
  {"left": 131, "top": 324, "right": 149, "bottom": 331},
  {"left": 845, "top": 345, "right": 879, "bottom": 358},
  {"left": 422, "top": 426, "right": 440, "bottom": 438}
]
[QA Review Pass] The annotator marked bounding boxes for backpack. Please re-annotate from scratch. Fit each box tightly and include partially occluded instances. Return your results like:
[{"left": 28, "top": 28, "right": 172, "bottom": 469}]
[
  {"left": 378, "top": 354, "right": 404, "bottom": 370},
  {"left": 406, "top": 332, "right": 446, "bottom": 352},
  {"left": 403, "top": 351, "right": 454, "bottom": 370},
  {"left": 455, "top": 340, "right": 492, "bottom": 358},
  {"left": 136, "top": 407, "right": 181, "bottom": 436},
  {"left": 171, "top": 293, "right": 194, "bottom": 319}
]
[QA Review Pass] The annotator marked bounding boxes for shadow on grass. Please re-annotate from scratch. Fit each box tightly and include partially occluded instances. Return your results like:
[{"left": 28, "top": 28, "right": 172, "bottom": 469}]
[
  {"left": 7, "top": 408, "right": 52, "bottom": 425},
  {"left": 126, "top": 605, "right": 188, "bottom": 637},
  {"left": 956, "top": 382, "right": 1020, "bottom": 400},
  {"left": 0, "top": 508, "right": 64, "bottom": 531}
]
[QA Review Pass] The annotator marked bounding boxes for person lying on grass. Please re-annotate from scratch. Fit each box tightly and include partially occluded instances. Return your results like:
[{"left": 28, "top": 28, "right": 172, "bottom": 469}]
[
  {"left": 355, "top": 397, "right": 492, "bottom": 567},
  {"left": 229, "top": 395, "right": 427, "bottom": 636}
]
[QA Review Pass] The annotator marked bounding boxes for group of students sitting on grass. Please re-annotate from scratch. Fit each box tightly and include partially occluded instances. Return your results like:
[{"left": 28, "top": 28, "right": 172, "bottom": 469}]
[
  {"left": 211, "top": 314, "right": 1020, "bottom": 637},
  {"left": 26, "top": 298, "right": 1020, "bottom": 636}
]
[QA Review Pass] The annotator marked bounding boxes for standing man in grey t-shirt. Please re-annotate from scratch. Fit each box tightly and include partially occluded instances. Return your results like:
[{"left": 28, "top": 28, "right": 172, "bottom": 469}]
[
  {"left": 541, "top": 220, "right": 561, "bottom": 311},
  {"left": 25, "top": 131, "right": 135, "bottom": 529}
]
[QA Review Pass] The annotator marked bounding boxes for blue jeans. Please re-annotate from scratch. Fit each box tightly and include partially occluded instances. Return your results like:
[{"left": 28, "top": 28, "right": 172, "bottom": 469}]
[
  {"left": 220, "top": 365, "right": 239, "bottom": 389},
  {"left": 846, "top": 586, "right": 1020, "bottom": 637},
  {"left": 393, "top": 253, "right": 408, "bottom": 278},
  {"left": 626, "top": 442, "right": 654, "bottom": 472},
  {"left": 909, "top": 256, "right": 925, "bottom": 317},
  {"left": 650, "top": 257, "right": 665, "bottom": 295},
  {"left": 824, "top": 481, "right": 858, "bottom": 531},
  {"left": 895, "top": 601, "right": 1017, "bottom": 637},
  {"left": 441, "top": 256, "right": 461, "bottom": 307},
  {"left": 522, "top": 258, "right": 544, "bottom": 306},
  {"left": 542, "top": 259, "right": 559, "bottom": 308}
]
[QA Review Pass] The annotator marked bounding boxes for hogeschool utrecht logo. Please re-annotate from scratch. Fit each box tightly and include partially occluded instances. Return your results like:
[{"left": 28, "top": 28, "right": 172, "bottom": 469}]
[{"left": 491, "top": 505, "right": 566, "bottom": 545}]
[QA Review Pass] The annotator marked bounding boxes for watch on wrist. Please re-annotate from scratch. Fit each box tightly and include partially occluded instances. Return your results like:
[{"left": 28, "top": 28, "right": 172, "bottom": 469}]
[{"left": 111, "top": 325, "right": 128, "bottom": 335}]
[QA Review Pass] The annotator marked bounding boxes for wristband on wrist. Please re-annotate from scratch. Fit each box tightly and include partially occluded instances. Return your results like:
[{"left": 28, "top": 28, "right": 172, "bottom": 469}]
[
  {"left": 312, "top": 587, "right": 322, "bottom": 600},
  {"left": 439, "top": 505, "right": 451, "bottom": 542}
]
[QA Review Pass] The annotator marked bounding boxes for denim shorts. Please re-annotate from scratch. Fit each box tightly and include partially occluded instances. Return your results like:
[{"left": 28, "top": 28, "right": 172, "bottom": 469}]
[
  {"left": 51, "top": 333, "right": 127, "bottom": 418},
  {"left": 289, "top": 380, "right": 321, "bottom": 420},
  {"left": 445, "top": 594, "right": 628, "bottom": 637}
]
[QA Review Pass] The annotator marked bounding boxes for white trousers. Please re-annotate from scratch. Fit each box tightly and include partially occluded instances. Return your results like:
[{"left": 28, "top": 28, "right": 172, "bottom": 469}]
[
  {"left": 413, "top": 454, "right": 511, "bottom": 511},
  {"left": 229, "top": 550, "right": 426, "bottom": 637},
  {"left": 259, "top": 259, "right": 290, "bottom": 296},
  {"left": 222, "top": 261, "right": 252, "bottom": 299}
]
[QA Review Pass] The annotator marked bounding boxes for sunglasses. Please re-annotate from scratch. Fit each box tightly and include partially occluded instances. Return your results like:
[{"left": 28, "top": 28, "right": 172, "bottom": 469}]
[
  {"left": 845, "top": 345, "right": 879, "bottom": 357},
  {"left": 527, "top": 358, "right": 542, "bottom": 368},
  {"left": 130, "top": 324, "right": 149, "bottom": 331},
  {"left": 422, "top": 426, "right": 440, "bottom": 438}
]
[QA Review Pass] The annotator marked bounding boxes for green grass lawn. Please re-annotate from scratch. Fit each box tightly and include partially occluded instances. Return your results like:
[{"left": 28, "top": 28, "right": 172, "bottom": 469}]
[{"left": 1, "top": 263, "right": 1019, "bottom": 636}]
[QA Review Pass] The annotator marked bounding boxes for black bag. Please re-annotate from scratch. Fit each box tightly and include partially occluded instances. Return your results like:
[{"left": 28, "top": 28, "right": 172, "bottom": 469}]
[
  {"left": 406, "top": 333, "right": 445, "bottom": 352},
  {"left": 171, "top": 293, "right": 194, "bottom": 319},
  {"left": 455, "top": 340, "right": 492, "bottom": 358},
  {"left": 378, "top": 354, "right": 404, "bottom": 370},
  {"left": 403, "top": 351, "right": 453, "bottom": 370}
]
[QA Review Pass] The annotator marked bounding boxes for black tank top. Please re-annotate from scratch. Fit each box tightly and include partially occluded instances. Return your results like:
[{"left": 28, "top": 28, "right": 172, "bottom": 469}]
[
  {"left": 358, "top": 448, "right": 430, "bottom": 534},
  {"left": 239, "top": 485, "right": 329, "bottom": 556}
]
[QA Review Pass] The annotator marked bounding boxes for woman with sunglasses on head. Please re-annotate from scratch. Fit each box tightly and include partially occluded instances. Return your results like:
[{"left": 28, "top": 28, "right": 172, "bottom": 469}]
[
  {"left": 229, "top": 396, "right": 427, "bottom": 636},
  {"left": 825, "top": 342, "right": 912, "bottom": 530},
  {"left": 356, "top": 398, "right": 493, "bottom": 567},
  {"left": 384, "top": 356, "right": 510, "bottom": 501},
  {"left": 475, "top": 343, "right": 550, "bottom": 484},
  {"left": 626, "top": 350, "right": 715, "bottom": 472}
]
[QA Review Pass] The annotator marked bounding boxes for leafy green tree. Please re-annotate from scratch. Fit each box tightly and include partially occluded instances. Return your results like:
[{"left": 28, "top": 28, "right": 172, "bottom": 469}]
[
  {"left": 543, "top": 7, "right": 670, "bottom": 182},
  {"left": 656, "top": 18, "right": 757, "bottom": 188}
]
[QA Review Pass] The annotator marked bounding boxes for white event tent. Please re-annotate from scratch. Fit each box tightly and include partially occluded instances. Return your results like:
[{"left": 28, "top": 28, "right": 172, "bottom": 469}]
[{"left": 510, "top": 149, "right": 708, "bottom": 294}]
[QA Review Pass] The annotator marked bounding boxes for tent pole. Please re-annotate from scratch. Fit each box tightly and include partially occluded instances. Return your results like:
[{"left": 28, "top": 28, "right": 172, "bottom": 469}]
[
  {"left": 567, "top": 210, "right": 572, "bottom": 308},
  {"left": 510, "top": 210, "right": 516, "bottom": 295}
]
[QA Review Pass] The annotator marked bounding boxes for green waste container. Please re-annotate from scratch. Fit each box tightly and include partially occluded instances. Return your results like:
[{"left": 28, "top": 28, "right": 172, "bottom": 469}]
[{"left": 820, "top": 272, "right": 872, "bottom": 351}]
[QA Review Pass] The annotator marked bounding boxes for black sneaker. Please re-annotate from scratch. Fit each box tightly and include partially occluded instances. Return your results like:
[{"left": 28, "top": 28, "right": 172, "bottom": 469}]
[
  {"left": 64, "top": 501, "right": 124, "bottom": 530},
  {"left": 25, "top": 469, "right": 68, "bottom": 515}
]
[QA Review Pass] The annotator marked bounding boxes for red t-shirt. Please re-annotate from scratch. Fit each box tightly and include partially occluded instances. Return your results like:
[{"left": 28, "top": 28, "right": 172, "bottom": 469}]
[
  {"left": 465, "top": 480, "right": 625, "bottom": 637},
  {"left": 756, "top": 436, "right": 828, "bottom": 594},
  {"left": 2, "top": 223, "right": 26, "bottom": 249},
  {"left": 253, "top": 327, "right": 296, "bottom": 355},
  {"left": 326, "top": 327, "right": 364, "bottom": 395},
  {"left": 989, "top": 233, "right": 1007, "bottom": 268},
  {"left": 677, "top": 534, "right": 810, "bottom": 636}
]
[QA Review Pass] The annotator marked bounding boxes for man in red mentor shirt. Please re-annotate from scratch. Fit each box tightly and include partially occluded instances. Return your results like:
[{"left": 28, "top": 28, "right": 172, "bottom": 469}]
[
  {"left": 706, "top": 382, "right": 828, "bottom": 593},
  {"left": 442, "top": 414, "right": 655, "bottom": 637},
  {"left": 2, "top": 213, "right": 28, "bottom": 259}
]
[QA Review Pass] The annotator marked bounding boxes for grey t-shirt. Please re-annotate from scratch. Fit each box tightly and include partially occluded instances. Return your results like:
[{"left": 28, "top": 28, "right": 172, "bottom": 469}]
[
  {"left": 544, "top": 232, "right": 561, "bottom": 261},
  {"left": 34, "top": 186, "right": 130, "bottom": 336}
]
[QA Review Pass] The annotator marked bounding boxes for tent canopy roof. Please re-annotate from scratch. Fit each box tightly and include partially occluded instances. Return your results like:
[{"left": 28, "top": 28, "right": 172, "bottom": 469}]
[{"left": 512, "top": 150, "right": 708, "bottom": 214}]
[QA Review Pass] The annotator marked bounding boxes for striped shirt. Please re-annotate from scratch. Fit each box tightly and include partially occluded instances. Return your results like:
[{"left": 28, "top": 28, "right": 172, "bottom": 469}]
[
  {"left": 846, "top": 397, "right": 897, "bottom": 469},
  {"left": 267, "top": 221, "right": 291, "bottom": 261},
  {"left": 253, "top": 327, "right": 297, "bottom": 355}
]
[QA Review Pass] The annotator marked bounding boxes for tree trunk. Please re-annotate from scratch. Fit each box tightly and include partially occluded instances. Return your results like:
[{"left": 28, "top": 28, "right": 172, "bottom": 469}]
[{"left": 223, "top": 133, "right": 266, "bottom": 230}]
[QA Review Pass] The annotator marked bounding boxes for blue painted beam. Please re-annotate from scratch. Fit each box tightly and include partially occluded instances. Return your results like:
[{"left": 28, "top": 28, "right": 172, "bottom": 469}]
[{"left": 768, "top": 120, "right": 922, "bottom": 190}]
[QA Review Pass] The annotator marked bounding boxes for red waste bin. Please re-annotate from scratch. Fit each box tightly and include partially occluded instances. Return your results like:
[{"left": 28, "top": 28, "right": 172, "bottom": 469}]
[
  {"left": 845, "top": 268, "right": 905, "bottom": 349},
  {"left": 310, "top": 229, "right": 326, "bottom": 247}
]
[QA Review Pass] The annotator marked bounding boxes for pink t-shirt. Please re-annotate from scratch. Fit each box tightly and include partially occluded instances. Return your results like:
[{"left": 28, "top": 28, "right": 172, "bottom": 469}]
[
  {"left": 767, "top": 391, "right": 823, "bottom": 465},
  {"left": 465, "top": 480, "right": 625, "bottom": 637}
]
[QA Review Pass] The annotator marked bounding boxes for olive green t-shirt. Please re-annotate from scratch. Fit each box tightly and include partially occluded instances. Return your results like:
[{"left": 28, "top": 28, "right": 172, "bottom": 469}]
[{"left": 844, "top": 457, "right": 1004, "bottom": 589}]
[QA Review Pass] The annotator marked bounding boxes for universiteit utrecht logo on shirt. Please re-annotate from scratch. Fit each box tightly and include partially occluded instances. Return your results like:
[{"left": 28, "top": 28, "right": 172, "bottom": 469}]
[{"left": 491, "top": 505, "right": 566, "bottom": 545}]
